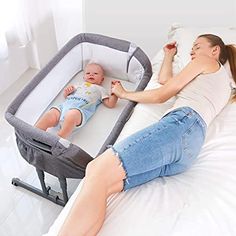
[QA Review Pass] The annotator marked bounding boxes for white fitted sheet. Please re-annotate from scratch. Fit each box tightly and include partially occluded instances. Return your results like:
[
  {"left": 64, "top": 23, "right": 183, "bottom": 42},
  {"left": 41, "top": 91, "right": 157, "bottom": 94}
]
[
  {"left": 43, "top": 71, "right": 135, "bottom": 157},
  {"left": 44, "top": 50, "right": 236, "bottom": 236}
]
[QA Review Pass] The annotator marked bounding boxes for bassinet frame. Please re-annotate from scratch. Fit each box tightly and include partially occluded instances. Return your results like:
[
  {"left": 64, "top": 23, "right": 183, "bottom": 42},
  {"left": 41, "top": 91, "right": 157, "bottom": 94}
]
[{"left": 5, "top": 33, "right": 152, "bottom": 206}]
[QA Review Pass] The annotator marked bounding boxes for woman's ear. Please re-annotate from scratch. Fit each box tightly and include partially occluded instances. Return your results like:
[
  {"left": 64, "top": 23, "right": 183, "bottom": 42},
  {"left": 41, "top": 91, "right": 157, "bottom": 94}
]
[{"left": 212, "top": 45, "right": 220, "bottom": 56}]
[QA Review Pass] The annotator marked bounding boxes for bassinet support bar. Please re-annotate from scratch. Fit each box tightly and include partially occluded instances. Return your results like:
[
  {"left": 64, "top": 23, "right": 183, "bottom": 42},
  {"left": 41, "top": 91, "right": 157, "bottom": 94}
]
[
  {"left": 12, "top": 169, "right": 68, "bottom": 206},
  {"left": 5, "top": 33, "right": 152, "bottom": 205}
]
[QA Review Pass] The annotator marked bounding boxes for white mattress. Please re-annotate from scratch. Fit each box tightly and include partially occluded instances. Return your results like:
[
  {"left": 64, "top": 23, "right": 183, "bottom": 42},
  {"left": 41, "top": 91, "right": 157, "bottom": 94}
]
[
  {"left": 44, "top": 51, "right": 236, "bottom": 236},
  {"left": 45, "top": 72, "right": 135, "bottom": 157}
]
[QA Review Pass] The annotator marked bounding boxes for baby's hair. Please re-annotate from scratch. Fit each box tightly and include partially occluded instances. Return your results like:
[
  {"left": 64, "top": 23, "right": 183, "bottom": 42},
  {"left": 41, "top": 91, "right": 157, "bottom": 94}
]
[{"left": 85, "top": 62, "right": 105, "bottom": 75}]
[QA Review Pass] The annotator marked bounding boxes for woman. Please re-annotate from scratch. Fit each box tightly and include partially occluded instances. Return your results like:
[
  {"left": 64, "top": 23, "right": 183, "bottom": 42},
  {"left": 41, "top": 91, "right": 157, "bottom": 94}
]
[{"left": 59, "top": 34, "right": 236, "bottom": 236}]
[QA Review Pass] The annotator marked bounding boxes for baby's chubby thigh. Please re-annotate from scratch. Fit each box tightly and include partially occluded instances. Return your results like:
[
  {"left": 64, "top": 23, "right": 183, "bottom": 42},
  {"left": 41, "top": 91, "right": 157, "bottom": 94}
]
[
  {"left": 47, "top": 107, "right": 61, "bottom": 123},
  {"left": 63, "top": 109, "right": 83, "bottom": 126},
  {"left": 61, "top": 100, "right": 84, "bottom": 126}
]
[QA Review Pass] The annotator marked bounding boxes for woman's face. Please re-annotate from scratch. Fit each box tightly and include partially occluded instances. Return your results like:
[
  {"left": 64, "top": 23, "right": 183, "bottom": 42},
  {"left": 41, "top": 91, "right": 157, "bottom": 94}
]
[{"left": 190, "top": 37, "right": 215, "bottom": 60}]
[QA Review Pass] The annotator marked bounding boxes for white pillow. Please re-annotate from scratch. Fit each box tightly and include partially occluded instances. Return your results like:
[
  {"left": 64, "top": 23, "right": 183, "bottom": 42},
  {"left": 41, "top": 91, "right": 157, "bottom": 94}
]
[
  {"left": 168, "top": 24, "right": 236, "bottom": 88},
  {"left": 168, "top": 25, "right": 236, "bottom": 65}
]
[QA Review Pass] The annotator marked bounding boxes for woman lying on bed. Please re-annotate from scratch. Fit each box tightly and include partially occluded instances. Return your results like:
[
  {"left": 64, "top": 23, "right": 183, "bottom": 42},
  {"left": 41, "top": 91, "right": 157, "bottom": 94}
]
[{"left": 58, "top": 34, "right": 236, "bottom": 236}]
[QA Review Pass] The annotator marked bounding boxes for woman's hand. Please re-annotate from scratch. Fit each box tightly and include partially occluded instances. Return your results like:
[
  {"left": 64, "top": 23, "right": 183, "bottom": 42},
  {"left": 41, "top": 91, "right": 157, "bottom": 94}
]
[
  {"left": 111, "top": 81, "right": 127, "bottom": 99},
  {"left": 163, "top": 42, "right": 177, "bottom": 57},
  {"left": 63, "top": 85, "right": 75, "bottom": 98}
]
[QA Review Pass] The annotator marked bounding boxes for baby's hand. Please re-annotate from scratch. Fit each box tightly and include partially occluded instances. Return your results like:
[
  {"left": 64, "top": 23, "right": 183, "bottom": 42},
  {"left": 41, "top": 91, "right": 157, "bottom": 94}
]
[{"left": 63, "top": 85, "right": 75, "bottom": 98}]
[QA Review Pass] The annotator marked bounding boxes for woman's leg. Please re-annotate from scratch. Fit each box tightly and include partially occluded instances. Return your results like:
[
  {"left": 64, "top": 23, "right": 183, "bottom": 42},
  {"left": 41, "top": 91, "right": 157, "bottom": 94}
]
[
  {"left": 85, "top": 181, "right": 124, "bottom": 236},
  {"left": 57, "top": 109, "right": 82, "bottom": 138},
  {"left": 58, "top": 149, "right": 126, "bottom": 236},
  {"left": 35, "top": 108, "right": 60, "bottom": 130}
]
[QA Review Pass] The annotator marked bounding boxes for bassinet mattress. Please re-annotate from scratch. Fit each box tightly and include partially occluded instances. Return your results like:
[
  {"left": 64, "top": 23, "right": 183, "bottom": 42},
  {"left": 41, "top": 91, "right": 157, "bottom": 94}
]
[
  {"left": 45, "top": 71, "right": 135, "bottom": 157},
  {"left": 44, "top": 57, "right": 236, "bottom": 236}
]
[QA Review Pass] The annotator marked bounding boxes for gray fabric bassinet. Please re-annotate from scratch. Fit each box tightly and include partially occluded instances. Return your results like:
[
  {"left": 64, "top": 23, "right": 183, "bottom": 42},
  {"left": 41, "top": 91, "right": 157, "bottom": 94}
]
[{"left": 5, "top": 33, "right": 152, "bottom": 206}]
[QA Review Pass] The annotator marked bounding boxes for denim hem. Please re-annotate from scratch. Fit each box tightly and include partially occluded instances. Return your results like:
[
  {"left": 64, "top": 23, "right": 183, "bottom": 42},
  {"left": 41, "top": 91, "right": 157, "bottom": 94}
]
[{"left": 107, "top": 145, "right": 129, "bottom": 191}]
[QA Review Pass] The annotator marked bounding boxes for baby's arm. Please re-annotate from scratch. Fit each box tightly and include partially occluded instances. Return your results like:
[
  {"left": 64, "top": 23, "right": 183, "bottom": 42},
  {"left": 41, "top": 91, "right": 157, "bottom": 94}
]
[
  {"left": 102, "top": 81, "right": 119, "bottom": 108},
  {"left": 63, "top": 85, "right": 76, "bottom": 98},
  {"left": 102, "top": 94, "right": 118, "bottom": 108}
]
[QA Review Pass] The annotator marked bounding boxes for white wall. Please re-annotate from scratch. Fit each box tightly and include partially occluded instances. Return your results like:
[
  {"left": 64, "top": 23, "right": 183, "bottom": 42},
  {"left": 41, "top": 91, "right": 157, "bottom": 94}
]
[
  {"left": 51, "top": 0, "right": 84, "bottom": 50},
  {"left": 84, "top": 0, "right": 236, "bottom": 58},
  {"left": 1, "top": 0, "right": 236, "bottom": 95}
]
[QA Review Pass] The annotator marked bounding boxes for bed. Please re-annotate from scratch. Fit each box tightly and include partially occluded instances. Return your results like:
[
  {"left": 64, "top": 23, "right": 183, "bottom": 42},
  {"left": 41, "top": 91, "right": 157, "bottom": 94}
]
[{"left": 44, "top": 25, "right": 236, "bottom": 236}]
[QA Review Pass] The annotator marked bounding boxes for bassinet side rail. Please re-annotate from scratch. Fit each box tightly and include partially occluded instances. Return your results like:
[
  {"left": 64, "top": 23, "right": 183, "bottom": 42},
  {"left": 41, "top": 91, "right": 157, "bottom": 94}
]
[{"left": 97, "top": 48, "right": 152, "bottom": 155}]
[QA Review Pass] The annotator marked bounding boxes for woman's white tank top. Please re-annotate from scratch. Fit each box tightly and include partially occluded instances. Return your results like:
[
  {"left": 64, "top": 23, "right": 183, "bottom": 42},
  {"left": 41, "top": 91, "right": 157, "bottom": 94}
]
[{"left": 164, "top": 65, "right": 231, "bottom": 126}]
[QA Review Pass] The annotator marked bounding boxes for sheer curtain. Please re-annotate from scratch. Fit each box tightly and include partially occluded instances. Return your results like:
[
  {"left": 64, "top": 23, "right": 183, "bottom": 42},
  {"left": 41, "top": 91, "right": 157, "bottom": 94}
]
[{"left": 0, "top": 0, "right": 32, "bottom": 60}]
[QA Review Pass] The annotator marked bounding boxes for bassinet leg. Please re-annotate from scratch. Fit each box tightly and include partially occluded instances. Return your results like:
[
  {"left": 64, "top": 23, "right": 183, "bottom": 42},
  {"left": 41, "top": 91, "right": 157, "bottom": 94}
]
[
  {"left": 11, "top": 169, "right": 67, "bottom": 207},
  {"left": 35, "top": 168, "right": 68, "bottom": 206},
  {"left": 58, "top": 177, "right": 69, "bottom": 203},
  {"left": 11, "top": 175, "right": 66, "bottom": 206},
  {"left": 36, "top": 168, "right": 49, "bottom": 194},
  {"left": 35, "top": 167, "right": 68, "bottom": 206}
]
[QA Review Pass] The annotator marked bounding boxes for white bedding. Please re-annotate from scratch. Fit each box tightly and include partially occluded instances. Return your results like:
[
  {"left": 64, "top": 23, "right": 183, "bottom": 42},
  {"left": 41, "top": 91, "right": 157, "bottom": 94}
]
[
  {"left": 45, "top": 25, "right": 236, "bottom": 235},
  {"left": 44, "top": 51, "right": 236, "bottom": 236}
]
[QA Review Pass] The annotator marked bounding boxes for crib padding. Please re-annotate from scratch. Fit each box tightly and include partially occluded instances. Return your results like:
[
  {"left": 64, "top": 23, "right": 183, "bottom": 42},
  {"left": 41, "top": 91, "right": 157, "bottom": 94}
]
[
  {"left": 15, "top": 35, "right": 147, "bottom": 126},
  {"left": 5, "top": 33, "right": 152, "bottom": 205}
]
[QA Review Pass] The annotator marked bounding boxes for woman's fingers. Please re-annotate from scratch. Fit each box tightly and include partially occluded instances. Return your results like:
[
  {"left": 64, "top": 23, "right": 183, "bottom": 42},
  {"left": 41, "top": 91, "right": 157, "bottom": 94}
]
[
  {"left": 111, "top": 82, "right": 125, "bottom": 98},
  {"left": 166, "top": 43, "right": 176, "bottom": 49},
  {"left": 111, "top": 80, "right": 120, "bottom": 86},
  {"left": 163, "top": 42, "right": 177, "bottom": 56}
]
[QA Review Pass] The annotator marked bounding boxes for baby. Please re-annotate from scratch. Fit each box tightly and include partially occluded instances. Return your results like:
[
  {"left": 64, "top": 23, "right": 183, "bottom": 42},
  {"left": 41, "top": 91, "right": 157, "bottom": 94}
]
[{"left": 35, "top": 63, "right": 118, "bottom": 138}]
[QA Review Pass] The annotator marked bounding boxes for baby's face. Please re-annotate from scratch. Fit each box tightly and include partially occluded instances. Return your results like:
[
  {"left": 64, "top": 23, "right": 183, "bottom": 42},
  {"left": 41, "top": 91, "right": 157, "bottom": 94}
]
[{"left": 84, "top": 64, "right": 104, "bottom": 85}]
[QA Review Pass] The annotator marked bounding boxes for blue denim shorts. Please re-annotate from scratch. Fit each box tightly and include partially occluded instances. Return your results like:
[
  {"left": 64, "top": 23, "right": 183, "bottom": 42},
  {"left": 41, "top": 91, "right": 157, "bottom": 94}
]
[
  {"left": 110, "top": 107, "right": 206, "bottom": 191},
  {"left": 52, "top": 97, "right": 97, "bottom": 128}
]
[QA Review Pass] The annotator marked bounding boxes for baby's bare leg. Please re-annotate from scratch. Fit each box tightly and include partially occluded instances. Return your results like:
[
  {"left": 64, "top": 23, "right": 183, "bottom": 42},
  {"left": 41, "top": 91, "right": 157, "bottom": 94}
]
[
  {"left": 57, "top": 109, "right": 82, "bottom": 138},
  {"left": 35, "top": 108, "right": 60, "bottom": 131}
]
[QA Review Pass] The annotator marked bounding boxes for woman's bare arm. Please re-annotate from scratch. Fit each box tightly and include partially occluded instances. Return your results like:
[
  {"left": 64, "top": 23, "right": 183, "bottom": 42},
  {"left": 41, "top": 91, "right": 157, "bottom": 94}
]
[
  {"left": 112, "top": 56, "right": 217, "bottom": 103},
  {"left": 158, "top": 43, "right": 177, "bottom": 85}
]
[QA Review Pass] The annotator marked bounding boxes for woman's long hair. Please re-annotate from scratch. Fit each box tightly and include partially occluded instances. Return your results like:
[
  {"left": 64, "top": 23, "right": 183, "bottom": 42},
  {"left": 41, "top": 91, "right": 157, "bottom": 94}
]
[{"left": 198, "top": 34, "right": 236, "bottom": 101}]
